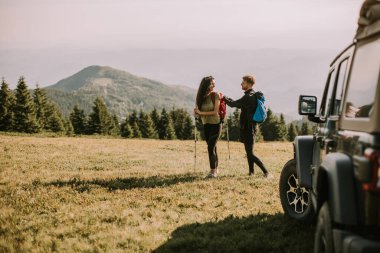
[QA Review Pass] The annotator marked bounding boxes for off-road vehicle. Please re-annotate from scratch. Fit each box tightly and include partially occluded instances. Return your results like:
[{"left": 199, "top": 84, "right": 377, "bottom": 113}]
[{"left": 279, "top": 1, "right": 380, "bottom": 252}]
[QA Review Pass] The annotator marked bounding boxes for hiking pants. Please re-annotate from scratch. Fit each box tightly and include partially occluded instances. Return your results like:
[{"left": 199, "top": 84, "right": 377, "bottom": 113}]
[
  {"left": 241, "top": 126, "right": 268, "bottom": 175},
  {"left": 203, "top": 123, "right": 222, "bottom": 169}
]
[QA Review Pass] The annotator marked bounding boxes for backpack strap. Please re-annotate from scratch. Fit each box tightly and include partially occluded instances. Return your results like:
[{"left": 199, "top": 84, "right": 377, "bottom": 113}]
[
  {"left": 211, "top": 92, "right": 220, "bottom": 108},
  {"left": 254, "top": 90, "right": 264, "bottom": 100}
]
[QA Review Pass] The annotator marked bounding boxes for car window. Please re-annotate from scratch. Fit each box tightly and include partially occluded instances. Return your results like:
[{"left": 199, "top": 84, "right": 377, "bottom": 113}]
[
  {"left": 320, "top": 69, "right": 336, "bottom": 117},
  {"left": 344, "top": 39, "right": 380, "bottom": 118},
  {"left": 332, "top": 59, "right": 349, "bottom": 115}
]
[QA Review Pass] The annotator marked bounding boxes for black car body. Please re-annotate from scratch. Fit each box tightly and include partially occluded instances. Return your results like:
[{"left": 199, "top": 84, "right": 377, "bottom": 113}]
[{"left": 279, "top": 1, "right": 380, "bottom": 252}]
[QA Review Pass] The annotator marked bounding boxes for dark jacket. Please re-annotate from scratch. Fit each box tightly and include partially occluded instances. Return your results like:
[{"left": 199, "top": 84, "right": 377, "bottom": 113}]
[{"left": 224, "top": 89, "right": 263, "bottom": 132}]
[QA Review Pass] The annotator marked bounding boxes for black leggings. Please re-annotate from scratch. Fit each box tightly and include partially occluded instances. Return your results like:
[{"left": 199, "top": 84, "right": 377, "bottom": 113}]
[
  {"left": 242, "top": 130, "right": 268, "bottom": 174},
  {"left": 203, "top": 123, "right": 222, "bottom": 169}
]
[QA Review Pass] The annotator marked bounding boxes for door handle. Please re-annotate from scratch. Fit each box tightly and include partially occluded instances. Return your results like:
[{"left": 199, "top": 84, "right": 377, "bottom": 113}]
[
  {"left": 317, "top": 136, "right": 325, "bottom": 148},
  {"left": 325, "top": 139, "right": 336, "bottom": 154}
]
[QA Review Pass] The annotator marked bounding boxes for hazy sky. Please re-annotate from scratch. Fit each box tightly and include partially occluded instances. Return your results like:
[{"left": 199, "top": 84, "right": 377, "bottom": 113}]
[
  {"left": 1, "top": 0, "right": 362, "bottom": 50},
  {"left": 0, "top": 0, "right": 365, "bottom": 117}
]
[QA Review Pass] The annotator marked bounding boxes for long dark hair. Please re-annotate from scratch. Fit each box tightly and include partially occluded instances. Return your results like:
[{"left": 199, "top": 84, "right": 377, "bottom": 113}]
[{"left": 196, "top": 76, "right": 214, "bottom": 109}]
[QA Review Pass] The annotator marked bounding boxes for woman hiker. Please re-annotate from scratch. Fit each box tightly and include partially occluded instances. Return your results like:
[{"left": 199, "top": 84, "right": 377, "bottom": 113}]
[{"left": 194, "top": 76, "right": 222, "bottom": 178}]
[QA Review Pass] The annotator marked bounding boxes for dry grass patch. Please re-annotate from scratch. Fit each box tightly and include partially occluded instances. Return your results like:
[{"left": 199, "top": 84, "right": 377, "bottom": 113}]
[{"left": 0, "top": 135, "right": 314, "bottom": 253}]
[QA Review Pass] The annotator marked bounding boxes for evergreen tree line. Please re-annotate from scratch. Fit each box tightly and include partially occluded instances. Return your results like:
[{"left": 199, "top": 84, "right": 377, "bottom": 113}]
[
  {"left": 117, "top": 107, "right": 193, "bottom": 140},
  {"left": 0, "top": 77, "right": 70, "bottom": 134},
  {"left": 71, "top": 103, "right": 195, "bottom": 140},
  {"left": 0, "top": 77, "right": 314, "bottom": 140}
]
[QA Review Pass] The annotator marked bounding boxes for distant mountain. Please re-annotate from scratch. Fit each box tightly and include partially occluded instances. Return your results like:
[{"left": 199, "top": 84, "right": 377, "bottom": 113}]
[{"left": 45, "top": 65, "right": 196, "bottom": 118}]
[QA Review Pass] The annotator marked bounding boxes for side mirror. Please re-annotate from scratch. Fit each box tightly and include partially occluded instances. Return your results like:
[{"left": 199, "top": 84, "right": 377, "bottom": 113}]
[{"left": 299, "top": 95, "right": 317, "bottom": 115}]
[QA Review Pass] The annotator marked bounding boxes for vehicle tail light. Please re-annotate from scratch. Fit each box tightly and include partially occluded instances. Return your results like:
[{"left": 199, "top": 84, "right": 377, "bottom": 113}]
[{"left": 363, "top": 148, "right": 380, "bottom": 193}]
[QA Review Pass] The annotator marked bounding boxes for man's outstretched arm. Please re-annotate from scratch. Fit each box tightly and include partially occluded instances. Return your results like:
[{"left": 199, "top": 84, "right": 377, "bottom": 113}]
[{"left": 224, "top": 95, "right": 246, "bottom": 109}]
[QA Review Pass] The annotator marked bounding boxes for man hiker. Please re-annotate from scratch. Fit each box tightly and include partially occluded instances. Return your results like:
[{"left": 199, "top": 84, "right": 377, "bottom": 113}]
[{"left": 223, "top": 75, "right": 271, "bottom": 178}]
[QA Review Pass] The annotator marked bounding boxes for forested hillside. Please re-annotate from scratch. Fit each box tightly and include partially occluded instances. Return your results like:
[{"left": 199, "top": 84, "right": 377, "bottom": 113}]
[{"left": 45, "top": 65, "right": 196, "bottom": 118}]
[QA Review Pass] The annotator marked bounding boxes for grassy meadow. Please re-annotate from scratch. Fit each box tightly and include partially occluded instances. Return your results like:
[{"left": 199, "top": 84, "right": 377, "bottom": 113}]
[{"left": 0, "top": 134, "right": 314, "bottom": 253}]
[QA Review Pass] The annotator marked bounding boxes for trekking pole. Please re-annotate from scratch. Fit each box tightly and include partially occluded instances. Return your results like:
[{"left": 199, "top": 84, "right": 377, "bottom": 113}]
[
  {"left": 226, "top": 120, "right": 230, "bottom": 160},
  {"left": 194, "top": 116, "right": 197, "bottom": 172}
]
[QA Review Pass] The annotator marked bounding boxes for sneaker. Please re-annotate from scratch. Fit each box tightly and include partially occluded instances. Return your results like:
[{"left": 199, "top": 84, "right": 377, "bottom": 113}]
[
  {"left": 205, "top": 173, "right": 217, "bottom": 179},
  {"left": 264, "top": 172, "right": 273, "bottom": 179}
]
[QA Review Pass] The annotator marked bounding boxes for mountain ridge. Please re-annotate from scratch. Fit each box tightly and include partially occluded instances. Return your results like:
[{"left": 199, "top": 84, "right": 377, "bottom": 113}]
[{"left": 45, "top": 65, "right": 196, "bottom": 119}]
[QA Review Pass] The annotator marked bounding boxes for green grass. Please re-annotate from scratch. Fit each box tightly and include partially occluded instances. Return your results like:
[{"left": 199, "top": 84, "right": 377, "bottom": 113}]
[{"left": 0, "top": 135, "right": 314, "bottom": 253}]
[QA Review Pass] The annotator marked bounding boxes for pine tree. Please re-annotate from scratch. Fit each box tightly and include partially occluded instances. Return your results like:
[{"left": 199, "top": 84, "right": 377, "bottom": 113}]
[
  {"left": 45, "top": 103, "right": 66, "bottom": 133},
  {"left": 255, "top": 126, "right": 264, "bottom": 142},
  {"left": 227, "top": 109, "right": 240, "bottom": 141},
  {"left": 300, "top": 122, "right": 311, "bottom": 135},
  {"left": 121, "top": 120, "right": 132, "bottom": 138},
  {"left": 170, "top": 108, "right": 181, "bottom": 139},
  {"left": 195, "top": 116, "right": 204, "bottom": 140},
  {"left": 70, "top": 105, "right": 87, "bottom": 134},
  {"left": 220, "top": 114, "right": 230, "bottom": 141},
  {"left": 277, "top": 114, "right": 288, "bottom": 141},
  {"left": 131, "top": 121, "right": 142, "bottom": 138},
  {"left": 288, "top": 123, "right": 297, "bottom": 141},
  {"left": 33, "top": 84, "right": 48, "bottom": 129},
  {"left": 170, "top": 108, "right": 192, "bottom": 139},
  {"left": 0, "top": 78, "right": 16, "bottom": 131},
  {"left": 182, "top": 114, "right": 194, "bottom": 140},
  {"left": 87, "top": 97, "right": 111, "bottom": 135},
  {"left": 169, "top": 106, "right": 177, "bottom": 122},
  {"left": 261, "top": 108, "right": 277, "bottom": 141},
  {"left": 260, "top": 109, "right": 287, "bottom": 141},
  {"left": 138, "top": 110, "right": 156, "bottom": 138},
  {"left": 65, "top": 118, "right": 74, "bottom": 136},
  {"left": 295, "top": 125, "right": 300, "bottom": 136},
  {"left": 13, "top": 76, "right": 39, "bottom": 133},
  {"left": 128, "top": 110, "right": 139, "bottom": 126},
  {"left": 150, "top": 108, "right": 160, "bottom": 132},
  {"left": 108, "top": 115, "right": 120, "bottom": 136},
  {"left": 158, "top": 108, "right": 176, "bottom": 140}
]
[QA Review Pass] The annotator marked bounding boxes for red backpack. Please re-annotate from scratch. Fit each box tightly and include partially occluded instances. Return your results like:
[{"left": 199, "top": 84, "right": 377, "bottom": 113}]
[{"left": 211, "top": 92, "right": 227, "bottom": 123}]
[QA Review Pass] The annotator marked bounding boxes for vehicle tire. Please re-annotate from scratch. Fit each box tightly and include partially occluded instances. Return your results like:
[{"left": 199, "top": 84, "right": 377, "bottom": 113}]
[
  {"left": 279, "top": 159, "right": 315, "bottom": 223},
  {"left": 314, "top": 202, "right": 334, "bottom": 253}
]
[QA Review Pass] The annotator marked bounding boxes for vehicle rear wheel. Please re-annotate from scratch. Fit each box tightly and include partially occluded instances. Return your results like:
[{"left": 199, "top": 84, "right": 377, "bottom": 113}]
[
  {"left": 314, "top": 202, "right": 333, "bottom": 253},
  {"left": 279, "top": 159, "right": 314, "bottom": 223}
]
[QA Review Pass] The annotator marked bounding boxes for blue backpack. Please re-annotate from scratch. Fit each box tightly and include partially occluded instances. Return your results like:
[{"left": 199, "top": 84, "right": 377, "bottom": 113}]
[{"left": 252, "top": 94, "right": 267, "bottom": 123}]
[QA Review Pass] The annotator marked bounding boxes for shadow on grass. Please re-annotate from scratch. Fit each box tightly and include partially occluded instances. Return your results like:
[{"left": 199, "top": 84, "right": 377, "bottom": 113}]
[
  {"left": 43, "top": 173, "right": 202, "bottom": 192},
  {"left": 153, "top": 213, "right": 314, "bottom": 253}
]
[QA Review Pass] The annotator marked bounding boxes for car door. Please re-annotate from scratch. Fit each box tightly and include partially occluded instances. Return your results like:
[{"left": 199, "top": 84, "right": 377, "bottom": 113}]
[{"left": 312, "top": 46, "right": 354, "bottom": 194}]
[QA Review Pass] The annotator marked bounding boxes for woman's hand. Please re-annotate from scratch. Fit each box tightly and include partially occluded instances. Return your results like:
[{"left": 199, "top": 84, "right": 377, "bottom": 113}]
[{"left": 194, "top": 107, "right": 201, "bottom": 117}]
